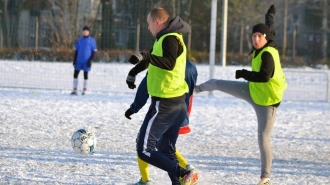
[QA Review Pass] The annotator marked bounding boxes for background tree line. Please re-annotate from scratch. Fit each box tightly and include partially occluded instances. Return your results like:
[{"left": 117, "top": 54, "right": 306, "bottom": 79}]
[{"left": 0, "top": 0, "right": 329, "bottom": 67}]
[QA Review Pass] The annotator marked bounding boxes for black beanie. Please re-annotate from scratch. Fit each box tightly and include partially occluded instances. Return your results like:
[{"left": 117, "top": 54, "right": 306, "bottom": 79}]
[
  {"left": 82, "top": 26, "right": 90, "bottom": 31},
  {"left": 252, "top": 23, "right": 270, "bottom": 40}
]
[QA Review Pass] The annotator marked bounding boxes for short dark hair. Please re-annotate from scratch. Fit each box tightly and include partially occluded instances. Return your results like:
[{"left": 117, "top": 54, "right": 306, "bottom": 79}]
[{"left": 149, "top": 8, "right": 170, "bottom": 25}]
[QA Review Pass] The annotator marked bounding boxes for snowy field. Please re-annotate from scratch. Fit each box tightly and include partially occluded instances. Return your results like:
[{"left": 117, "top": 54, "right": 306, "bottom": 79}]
[{"left": 0, "top": 60, "right": 330, "bottom": 185}]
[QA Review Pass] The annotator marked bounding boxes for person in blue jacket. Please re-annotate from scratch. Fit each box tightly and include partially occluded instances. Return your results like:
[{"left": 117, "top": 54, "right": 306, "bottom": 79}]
[
  {"left": 71, "top": 26, "right": 97, "bottom": 95},
  {"left": 125, "top": 60, "right": 197, "bottom": 185}
]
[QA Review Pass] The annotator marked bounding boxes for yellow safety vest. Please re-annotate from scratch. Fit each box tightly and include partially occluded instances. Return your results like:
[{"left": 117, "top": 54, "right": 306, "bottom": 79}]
[
  {"left": 147, "top": 33, "right": 188, "bottom": 98},
  {"left": 249, "top": 47, "right": 287, "bottom": 106}
]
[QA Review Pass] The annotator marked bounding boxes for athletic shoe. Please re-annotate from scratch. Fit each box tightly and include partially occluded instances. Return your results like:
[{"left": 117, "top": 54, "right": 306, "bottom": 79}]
[
  {"left": 257, "top": 177, "right": 271, "bottom": 185},
  {"left": 193, "top": 86, "right": 202, "bottom": 94},
  {"left": 185, "top": 164, "right": 195, "bottom": 171},
  {"left": 180, "top": 168, "right": 199, "bottom": 185},
  {"left": 70, "top": 91, "right": 78, "bottom": 95},
  {"left": 135, "top": 178, "right": 153, "bottom": 185}
]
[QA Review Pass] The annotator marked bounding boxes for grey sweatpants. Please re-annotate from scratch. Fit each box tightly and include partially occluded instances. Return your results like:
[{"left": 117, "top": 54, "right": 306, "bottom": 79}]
[{"left": 195, "top": 79, "right": 277, "bottom": 178}]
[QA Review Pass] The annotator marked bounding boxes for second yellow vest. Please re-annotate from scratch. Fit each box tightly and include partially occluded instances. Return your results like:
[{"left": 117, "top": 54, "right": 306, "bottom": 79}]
[{"left": 249, "top": 47, "right": 287, "bottom": 106}]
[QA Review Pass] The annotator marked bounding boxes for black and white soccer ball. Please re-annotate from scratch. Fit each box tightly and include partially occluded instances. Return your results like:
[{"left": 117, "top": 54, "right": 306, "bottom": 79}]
[{"left": 71, "top": 129, "right": 96, "bottom": 155}]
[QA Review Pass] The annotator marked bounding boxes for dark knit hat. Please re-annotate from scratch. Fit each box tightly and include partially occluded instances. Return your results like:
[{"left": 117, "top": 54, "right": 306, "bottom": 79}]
[
  {"left": 252, "top": 23, "right": 270, "bottom": 40},
  {"left": 82, "top": 26, "right": 90, "bottom": 31}
]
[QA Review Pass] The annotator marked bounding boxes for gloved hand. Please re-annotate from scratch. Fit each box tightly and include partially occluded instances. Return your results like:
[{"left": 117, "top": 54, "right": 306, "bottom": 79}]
[
  {"left": 87, "top": 60, "right": 92, "bottom": 67},
  {"left": 267, "top": 5, "right": 276, "bottom": 15},
  {"left": 73, "top": 61, "right": 76, "bottom": 68},
  {"left": 235, "top": 69, "right": 245, "bottom": 79},
  {"left": 235, "top": 69, "right": 248, "bottom": 79},
  {"left": 126, "top": 74, "right": 136, "bottom": 89},
  {"left": 235, "top": 70, "right": 242, "bottom": 79},
  {"left": 128, "top": 52, "right": 149, "bottom": 64},
  {"left": 125, "top": 108, "right": 134, "bottom": 120}
]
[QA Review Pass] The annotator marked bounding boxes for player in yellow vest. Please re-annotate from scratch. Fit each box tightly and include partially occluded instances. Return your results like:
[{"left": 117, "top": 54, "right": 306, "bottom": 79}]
[
  {"left": 125, "top": 60, "right": 198, "bottom": 185},
  {"left": 125, "top": 8, "right": 198, "bottom": 185},
  {"left": 194, "top": 5, "right": 286, "bottom": 185}
]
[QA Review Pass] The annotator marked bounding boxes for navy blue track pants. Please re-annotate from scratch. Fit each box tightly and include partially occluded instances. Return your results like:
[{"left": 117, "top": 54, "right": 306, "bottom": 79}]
[{"left": 136, "top": 96, "right": 187, "bottom": 184}]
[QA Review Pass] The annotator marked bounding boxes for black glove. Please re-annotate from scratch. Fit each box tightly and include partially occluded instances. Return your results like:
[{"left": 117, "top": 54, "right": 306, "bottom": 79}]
[
  {"left": 128, "top": 52, "right": 149, "bottom": 64},
  {"left": 87, "top": 60, "right": 92, "bottom": 67},
  {"left": 235, "top": 70, "right": 242, "bottom": 79},
  {"left": 73, "top": 61, "right": 76, "bottom": 68},
  {"left": 235, "top": 69, "right": 248, "bottom": 79},
  {"left": 267, "top": 5, "right": 276, "bottom": 15},
  {"left": 126, "top": 74, "right": 136, "bottom": 89},
  {"left": 128, "top": 53, "right": 143, "bottom": 64},
  {"left": 125, "top": 108, "right": 134, "bottom": 120}
]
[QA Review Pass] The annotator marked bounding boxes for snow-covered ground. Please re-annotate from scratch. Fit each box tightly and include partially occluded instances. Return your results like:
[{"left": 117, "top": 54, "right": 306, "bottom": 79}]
[{"left": 0, "top": 61, "right": 329, "bottom": 185}]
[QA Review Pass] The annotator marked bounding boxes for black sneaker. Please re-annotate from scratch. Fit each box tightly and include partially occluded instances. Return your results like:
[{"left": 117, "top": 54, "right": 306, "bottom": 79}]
[{"left": 70, "top": 91, "right": 78, "bottom": 95}]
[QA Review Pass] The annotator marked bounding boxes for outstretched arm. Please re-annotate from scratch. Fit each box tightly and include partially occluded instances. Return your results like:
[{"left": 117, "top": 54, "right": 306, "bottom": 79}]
[
  {"left": 125, "top": 74, "right": 149, "bottom": 120},
  {"left": 235, "top": 52, "right": 275, "bottom": 82},
  {"left": 265, "top": 5, "right": 276, "bottom": 41},
  {"left": 129, "top": 36, "right": 182, "bottom": 70},
  {"left": 73, "top": 50, "right": 78, "bottom": 66},
  {"left": 130, "top": 75, "right": 149, "bottom": 113}
]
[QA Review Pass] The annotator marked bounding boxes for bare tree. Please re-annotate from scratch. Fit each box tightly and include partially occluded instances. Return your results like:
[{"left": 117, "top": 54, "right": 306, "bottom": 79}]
[
  {"left": 37, "top": 0, "right": 70, "bottom": 48},
  {"left": 282, "top": 0, "right": 288, "bottom": 61},
  {"left": 40, "top": 0, "right": 99, "bottom": 49},
  {"left": 0, "top": 0, "right": 10, "bottom": 48},
  {"left": 185, "top": 0, "right": 193, "bottom": 52},
  {"left": 171, "top": 0, "right": 175, "bottom": 18},
  {"left": 322, "top": 0, "right": 327, "bottom": 63},
  {"left": 8, "top": 0, "right": 24, "bottom": 48},
  {"left": 100, "top": 0, "right": 114, "bottom": 49},
  {"left": 228, "top": 0, "right": 267, "bottom": 53}
]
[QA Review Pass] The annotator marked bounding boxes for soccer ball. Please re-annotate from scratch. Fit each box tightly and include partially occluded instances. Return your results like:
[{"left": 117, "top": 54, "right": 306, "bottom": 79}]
[{"left": 71, "top": 129, "right": 96, "bottom": 154}]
